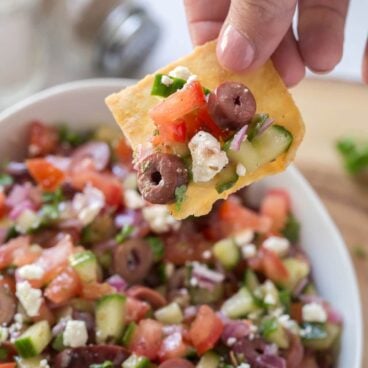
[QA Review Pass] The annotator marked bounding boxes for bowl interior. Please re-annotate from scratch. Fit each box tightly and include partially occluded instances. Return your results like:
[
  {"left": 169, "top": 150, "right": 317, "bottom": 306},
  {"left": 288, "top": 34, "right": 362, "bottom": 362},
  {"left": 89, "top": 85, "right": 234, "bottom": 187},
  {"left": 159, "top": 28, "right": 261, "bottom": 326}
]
[{"left": 0, "top": 79, "right": 362, "bottom": 368}]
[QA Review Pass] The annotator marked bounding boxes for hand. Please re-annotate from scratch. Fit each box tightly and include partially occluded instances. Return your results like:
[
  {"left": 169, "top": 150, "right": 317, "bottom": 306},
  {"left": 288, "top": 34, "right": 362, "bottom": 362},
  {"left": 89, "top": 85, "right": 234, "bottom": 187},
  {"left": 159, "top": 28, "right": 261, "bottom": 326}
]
[{"left": 184, "top": 0, "right": 349, "bottom": 87}]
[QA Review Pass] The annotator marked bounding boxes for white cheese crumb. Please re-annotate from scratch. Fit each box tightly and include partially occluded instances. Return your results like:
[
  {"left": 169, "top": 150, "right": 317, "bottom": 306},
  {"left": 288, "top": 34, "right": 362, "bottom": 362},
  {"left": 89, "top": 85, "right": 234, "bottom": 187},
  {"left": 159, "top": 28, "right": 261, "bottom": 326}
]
[
  {"left": 237, "top": 363, "right": 251, "bottom": 368},
  {"left": 234, "top": 229, "right": 254, "bottom": 246},
  {"left": 190, "top": 277, "right": 199, "bottom": 287},
  {"left": 0, "top": 326, "right": 8, "bottom": 343},
  {"left": 236, "top": 163, "right": 247, "bottom": 177},
  {"left": 124, "top": 189, "right": 145, "bottom": 209},
  {"left": 143, "top": 205, "right": 180, "bottom": 233},
  {"left": 189, "top": 131, "right": 229, "bottom": 183},
  {"left": 14, "top": 313, "right": 24, "bottom": 324},
  {"left": 241, "top": 243, "right": 257, "bottom": 259},
  {"left": 165, "top": 263, "right": 175, "bottom": 278},
  {"left": 278, "top": 314, "right": 300, "bottom": 335},
  {"left": 202, "top": 250, "right": 212, "bottom": 260},
  {"left": 40, "top": 359, "right": 50, "bottom": 368},
  {"left": 263, "top": 236, "right": 290, "bottom": 257},
  {"left": 169, "top": 66, "right": 193, "bottom": 80},
  {"left": 226, "top": 337, "right": 237, "bottom": 346},
  {"left": 264, "top": 293, "right": 276, "bottom": 305},
  {"left": 302, "top": 302, "right": 327, "bottom": 323},
  {"left": 161, "top": 75, "right": 173, "bottom": 86},
  {"left": 63, "top": 320, "right": 88, "bottom": 348},
  {"left": 15, "top": 209, "right": 41, "bottom": 234},
  {"left": 18, "top": 264, "right": 44, "bottom": 280},
  {"left": 72, "top": 185, "right": 105, "bottom": 225},
  {"left": 16, "top": 281, "right": 42, "bottom": 317},
  {"left": 187, "top": 74, "right": 198, "bottom": 84}
]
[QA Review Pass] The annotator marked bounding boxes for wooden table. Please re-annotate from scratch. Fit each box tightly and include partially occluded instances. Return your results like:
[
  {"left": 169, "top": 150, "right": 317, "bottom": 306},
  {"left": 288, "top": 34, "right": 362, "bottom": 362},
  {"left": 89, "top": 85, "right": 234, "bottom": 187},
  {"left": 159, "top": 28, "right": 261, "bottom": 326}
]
[{"left": 291, "top": 79, "right": 368, "bottom": 365}]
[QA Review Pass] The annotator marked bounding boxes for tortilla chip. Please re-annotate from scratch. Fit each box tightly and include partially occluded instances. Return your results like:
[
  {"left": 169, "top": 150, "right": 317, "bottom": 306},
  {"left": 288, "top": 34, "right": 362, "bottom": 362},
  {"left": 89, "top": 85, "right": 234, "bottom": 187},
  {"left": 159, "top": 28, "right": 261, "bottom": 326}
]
[{"left": 106, "top": 40, "right": 304, "bottom": 219}]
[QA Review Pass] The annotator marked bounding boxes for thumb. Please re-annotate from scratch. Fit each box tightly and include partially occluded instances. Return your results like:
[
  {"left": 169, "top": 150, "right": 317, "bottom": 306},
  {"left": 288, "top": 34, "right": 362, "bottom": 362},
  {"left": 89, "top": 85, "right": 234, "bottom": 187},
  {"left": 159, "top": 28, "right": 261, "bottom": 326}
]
[{"left": 217, "top": 0, "right": 297, "bottom": 72}]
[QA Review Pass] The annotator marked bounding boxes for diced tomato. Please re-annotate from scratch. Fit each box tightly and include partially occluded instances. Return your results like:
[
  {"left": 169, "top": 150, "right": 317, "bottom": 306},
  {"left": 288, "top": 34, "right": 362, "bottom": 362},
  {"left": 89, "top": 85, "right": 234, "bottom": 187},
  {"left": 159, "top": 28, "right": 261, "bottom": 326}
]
[
  {"left": 0, "top": 192, "right": 7, "bottom": 219},
  {"left": 115, "top": 138, "right": 133, "bottom": 167},
  {"left": 71, "top": 170, "right": 123, "bottom": 207},
  {"left": 29, "top": 235, "right": 73, "bottom": 288},
  {"left": 158, "top": 332, "right": 188, "bottom": 361},
  {"left": 28, "top": 121, "right": 58, "bottom": 157},
  {"left": 290, "top": 302, "right": 303, "bottom": 323},
  {"left": 0, "top": 275, "right": 15, "bottom": 294},
  {"left": 31, "top": 301, "right": 55, "bottom": 325},
  {"left": 26, "top": 159, "right": 65, "bottom": 191},
  {"left": 260, "top": 189, "right": 290, "bottom": 233},
  {"left": 125, "top": 297, "right": 151, "bottom": 323},
  {"left": 81, "top": 282, "right": 115, "bottom": 300},
  {"left": 130, "top": 319, "right": 163, "bottom": 360},
  {"left": 12, "top": 245, "right": 41, "bottom": 267},
  {"left": 0, "top": 236, "right": 30, "bottom": 270},
  {"left": 218, "top": 197, "right": 272, "bottom": 235},
  {"left": 189, "top": 305, "right": 223, "bottom": 355},
  {"left": 0, "top": 363, "right": 17, "bottom": 368},
  {"left": 44, "top": 267, "right": 81, "bottom": 304}
]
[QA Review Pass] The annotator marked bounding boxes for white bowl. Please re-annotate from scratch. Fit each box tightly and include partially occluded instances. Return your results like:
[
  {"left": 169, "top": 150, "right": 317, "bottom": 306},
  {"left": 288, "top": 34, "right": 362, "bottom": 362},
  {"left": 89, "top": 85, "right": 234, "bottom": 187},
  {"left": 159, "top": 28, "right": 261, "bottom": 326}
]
[{"left": 0, "top": 79, "right": 362, "bottom": 367}]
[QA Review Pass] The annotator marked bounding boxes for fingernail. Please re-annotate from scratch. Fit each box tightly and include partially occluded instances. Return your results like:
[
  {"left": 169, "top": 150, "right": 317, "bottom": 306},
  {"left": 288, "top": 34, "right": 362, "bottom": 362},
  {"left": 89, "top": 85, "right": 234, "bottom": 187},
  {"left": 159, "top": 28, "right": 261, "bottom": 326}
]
[{"left": 217, "top": 24, "right": 255, "bottom": 71}]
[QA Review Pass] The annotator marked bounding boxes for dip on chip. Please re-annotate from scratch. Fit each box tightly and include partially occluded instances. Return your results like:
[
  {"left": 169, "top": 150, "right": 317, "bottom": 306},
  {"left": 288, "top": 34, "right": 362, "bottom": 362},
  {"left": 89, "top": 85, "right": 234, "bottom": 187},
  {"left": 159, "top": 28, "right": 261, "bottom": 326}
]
[{"left": 106, "top": 41, "right": 304, "bottom": 219}]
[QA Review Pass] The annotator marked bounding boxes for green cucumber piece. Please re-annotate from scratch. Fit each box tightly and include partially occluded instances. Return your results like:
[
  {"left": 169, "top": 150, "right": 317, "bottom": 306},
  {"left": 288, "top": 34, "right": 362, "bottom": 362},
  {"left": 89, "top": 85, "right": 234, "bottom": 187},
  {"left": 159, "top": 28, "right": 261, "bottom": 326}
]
[
  {"left": 260, "top": 317, "right": 289, "bottom": 349},
  {"left": 154, "top": 302, "right": 183, "bottom": 324},
  {"left": 96, "top": 294, "right": 126, "bottom": 343},
  {"left": 247, "top": 114, "right": 270, "bottom": 141},
  {"left": 51, "top": 333, "right": 65, "bottom": 351},
  {"left": 90, "top": 361, "right": 114, "bottom": 368},
  {"left": 302, "top": 323, "right": 341, "bottom": 351},
  {"left": 121, "top": 322, "right": 137, "bottom": 347},
  {"left": 252, "top": 125, "right": 293, "bottom": 162},
  {"left": 227, "top": 140, "right": 261, "bottom": 172},
  {"left": 215, "top": 164, "right": 239, "bottom": 194},
  {"left": 279, "top": 258, "right": 310, "bottom": 290},
  {"left": 122, "top": 354, "right": 150, "bottom": 368},
  {"left": 221, "top": 287, "right": 257, "bottom": 319},
  {"left": 15, "top": 321, "right": 51, "bottom": 358},
  {"left": 16, "top": 356, "right": 45, "bottom": 368},
  {"left": 69, "top": 250, "right": 99, "bottom": 283},
  {"left": 213, "top": 238, "right": 240, "bottom": 269},
  {"left": 196, "top": 351, "right": 220, "bottom": 368},
  {"left": 244, "top": 269, "right": 260, "bottom": 293}
]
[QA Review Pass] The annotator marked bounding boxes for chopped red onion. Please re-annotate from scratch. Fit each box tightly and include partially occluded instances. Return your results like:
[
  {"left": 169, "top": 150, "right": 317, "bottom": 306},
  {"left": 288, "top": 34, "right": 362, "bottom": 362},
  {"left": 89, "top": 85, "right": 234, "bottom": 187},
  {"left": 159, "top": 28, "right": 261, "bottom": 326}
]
[
  {"left": 221, "top": 321, "right": 251, "bottom": 344},
  {"left": 326, "top": 306, "right": 343, "bottom": 325},
  {"left": 106, "top": 274, "right": 128, "bottom": 292},
  {"left": 71, "top": 141, "right": 110, "bottom": 171},
  {"left": 283, "top": 332, "right": 304, "bottom": 368},
  {"left": 9, "top": 200, "right": 35, "bottom": 220},
  {"left": 184, "top": 306, "right": 197, "bottom": 320},
  {"left": 192, "top": 263, "right": 225, "bottom": 285},
  {"left": 255, "top": 117, "right": 274, "bottom": 137},
  {"left": 293, "top": 277, "right": 309, "bottom": 297},
  {"left": 162, "top": 325, "right": 184, "bottom": 336},
  {"left": 255, "top": 354, "right": 286, "bottom": 368},
  {"left": 230, "top": 125, "right": 248, "bottom": 151},
  {"left": 46, "top": 155, "right": 71, "bottom": 172},
  {"left": 52, "top": 317, "right": 70, "bottom": 336},
  {"left": 264, "top": 343, "right": 278, "bottom": 356}
]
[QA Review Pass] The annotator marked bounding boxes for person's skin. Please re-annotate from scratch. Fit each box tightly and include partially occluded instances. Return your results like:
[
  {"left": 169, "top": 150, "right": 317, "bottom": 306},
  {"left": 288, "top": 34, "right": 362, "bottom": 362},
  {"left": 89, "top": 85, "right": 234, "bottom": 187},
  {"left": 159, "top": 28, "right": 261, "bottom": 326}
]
[
  {"left": 363, "top": 40, "right": 368, "bottom": 84},
  {"left": 184, "top": 0, "right": 350, "bottom": 87}
]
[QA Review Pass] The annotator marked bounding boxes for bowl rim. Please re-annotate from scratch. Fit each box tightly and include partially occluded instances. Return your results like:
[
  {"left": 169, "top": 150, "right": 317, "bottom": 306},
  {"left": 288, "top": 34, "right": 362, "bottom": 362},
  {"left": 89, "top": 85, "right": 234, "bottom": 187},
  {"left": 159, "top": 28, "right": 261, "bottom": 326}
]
[{"left": 0, "top": 78, "right": 363, "bottom": 367}]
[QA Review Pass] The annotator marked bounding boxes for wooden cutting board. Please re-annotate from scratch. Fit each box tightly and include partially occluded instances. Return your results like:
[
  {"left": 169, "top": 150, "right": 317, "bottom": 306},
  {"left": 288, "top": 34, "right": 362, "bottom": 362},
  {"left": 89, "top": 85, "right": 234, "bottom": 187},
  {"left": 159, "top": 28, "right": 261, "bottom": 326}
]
[{"left": 291, "top": 79, "right": 368, "bottom": 365}]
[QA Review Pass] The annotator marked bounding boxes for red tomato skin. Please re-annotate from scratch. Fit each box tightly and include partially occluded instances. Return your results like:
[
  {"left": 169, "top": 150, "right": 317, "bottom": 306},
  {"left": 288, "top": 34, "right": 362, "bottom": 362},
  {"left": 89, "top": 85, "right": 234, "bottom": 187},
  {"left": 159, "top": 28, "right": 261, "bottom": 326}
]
[
  {"left": 26, "top": 159, "right": 65, "bottom": 191},
  {"left": 115, "top": 138, "right": 133, "bottom": 167},
  {"left": 81, "top": 282, "right": 115, "bottom": 300},
  {"left": 189, "top": 305, "right": 223, "bottom": 355},
  {"left": 257, "top": 247, "right": 289, "bottom": 284},
  {"left": 28, "top": 121, "right": 58, "bottom": 157},
  {"left": 0, "top": 192, "right": 7, "bottom": 219},
  {"left": 44, "top": 267, "right": 81, "bottom": 304},
  {"left": 130, "top": 319, "right": 163, "bottom": 360},
  {"left": 0, "top": 236, "right": 30, "bottom": 270},
  {"left": 158, "top": 332, "right": 188, "bottom": 362},
  {"left": 125, "top": 297, "right": 151, "bottom": 323}
]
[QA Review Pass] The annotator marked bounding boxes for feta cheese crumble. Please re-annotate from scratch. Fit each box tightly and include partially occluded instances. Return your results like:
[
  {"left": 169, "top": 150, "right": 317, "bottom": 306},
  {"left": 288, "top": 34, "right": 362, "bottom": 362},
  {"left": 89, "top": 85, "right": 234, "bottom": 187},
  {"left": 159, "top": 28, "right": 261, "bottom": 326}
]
[
  {"left": 0, "top": 326, "right": 8, "bottom": 343},
  {"left": 236, "top": 163, "right": 247, "bottom": 177},
  {"left": 18, "top": 264, "right": 44, "bottom": 280},
  {"left": 143, "top": 205, "right": 180, "bottom": 233},
  {"left": 237, "top": 364, "right": 251, "bottom": 368},
  {"left": 124, "top": 189, "right": 145, "bottom": 209},
  {"left": 169, "top": 66, "right": 193, "bottom": 81},
  {"left": 16, "top": 281, "right": 42, "bottom": 317},
  {"left": 63, "top": 320, "right": 88, "bottom": 348},
  {"left": 226, "top": 337, "right": 237, "bottom": 346},
  {"left": 302, "top": 302, "right": 327, "bottom": 323},
  {"left": 263, "top": 236, "right": 290, "bottom": 257},
  {"left": 161, "top": 75, "right": 173, "bottom": 87},
  {"left": 234, "top": 229, "right": 254, "bottom": 246},
  {"left": 189, "top": 131, "right": 229, "bottom": 183},
  {"left": 241, "top": 243, "right": 257, "bottom": 259},
  {"left": 40, "top": 359, "right": 50, "bottom": 368},
  {"left": 16, "top": 209, "right": 41, "bottom": 234}
]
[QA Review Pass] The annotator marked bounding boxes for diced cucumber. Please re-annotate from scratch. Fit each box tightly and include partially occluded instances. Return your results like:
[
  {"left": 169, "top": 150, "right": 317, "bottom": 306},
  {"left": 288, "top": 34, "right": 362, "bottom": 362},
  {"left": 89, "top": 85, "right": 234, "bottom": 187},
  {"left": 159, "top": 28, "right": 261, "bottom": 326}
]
[
  {"left": 279, "top": 258, "right": 310, "bottom": 290},
  {"left": 252, "top": 125, "right": 293, "bottom": 163},
  {"left": 196, "top": 351, "right": 220, "bottom": 368},
  {"left": 190, "top": 284, "right": 224, "bottom": 305},
  {"left": 96, "top": 294, "right": 126, "bottom": 343},
  {"left": 244, "top": 269, "right": 260, "bottom": 293},
  {"left": 15, "top": 321, "right": 51, "bottom": 358},
  {"left": 69, "top": 250, "right": 100, "bottom": 283},
  {"left": 215, "top": 164, "right": 238, "bottom": 194},
  {"left": 123, "top": 354, "right": 150, "bottom": 368},
  {"left": 221, "top": 287, "right": 257, "bottom": 319},
  {"left": 302, "top": 323, "right": 341, "bottom": 351},
  {"left": 121, "top": 322, "right": 137, "bottom": 347},
  {"left": 154, "top": 302, "right": 183, "bottom": 324},
  {"left": 227, "top": 140, "right": 261, "bottom": 172},
  {"left": 16, "top": 356, "right": 45, "bottom": 368},
  {"left": 213, "top": 238, "right": 240, "bottom": 269},
  {"left": 51, "top": 333, "right": 65, "bottom": 351},
  {"left": 260, "top": 317, "right": 289, "bottom": 349}
]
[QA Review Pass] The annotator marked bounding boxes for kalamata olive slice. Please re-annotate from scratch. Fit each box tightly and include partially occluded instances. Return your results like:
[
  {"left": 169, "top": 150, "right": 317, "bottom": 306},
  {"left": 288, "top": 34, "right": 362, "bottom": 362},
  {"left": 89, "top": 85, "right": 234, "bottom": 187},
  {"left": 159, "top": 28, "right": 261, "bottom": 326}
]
[
  {"left": 159, "top": 358, "right": 195, "bottom": 368},
  {"left": 113, "top": 239, "right": 153, "bottom": 284},
  {"left": 53, "top": 345, "right": 129, "bottom": 368},
  {"left": 127, "top": 286, "right": 167, "bottom": 309},
  {"left": 70, "top": 141, "right": 110, "bottom": 172},
  {"left": 137, "top": 153, "right": 188, "bottom": 204},
  {"left": 0, "top": 285, "right": 16, "bottom": 325},
  {"left": 208, "top": 82, "right": 256, "bottom": 130}
]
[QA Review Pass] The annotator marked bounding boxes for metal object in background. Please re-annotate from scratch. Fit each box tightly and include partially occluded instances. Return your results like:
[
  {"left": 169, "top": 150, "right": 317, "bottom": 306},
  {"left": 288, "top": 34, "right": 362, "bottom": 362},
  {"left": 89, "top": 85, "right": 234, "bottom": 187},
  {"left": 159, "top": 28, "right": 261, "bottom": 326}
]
[{"left": 0, "top": 0, "right": 47, "bottom": 109}]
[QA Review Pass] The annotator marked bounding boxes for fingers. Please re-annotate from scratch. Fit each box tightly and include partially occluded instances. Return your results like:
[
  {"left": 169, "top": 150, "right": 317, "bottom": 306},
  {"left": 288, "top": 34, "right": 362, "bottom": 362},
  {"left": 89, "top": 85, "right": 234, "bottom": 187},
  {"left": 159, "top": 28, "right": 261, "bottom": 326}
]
[
  {"left": 183, "top": 0, "right": 230, "bottom": 45},
  {"left": 363, "top": 38, "right": 368, "bottom": 84},
  {"left": 216, "top": 0, "right": 297, "bottom": 72},
  {"left": 298, "top": 0, "right": 350, "bottom": 72},
  {"left": 272, "top": 28, "right": 306, "bottom": 87}
]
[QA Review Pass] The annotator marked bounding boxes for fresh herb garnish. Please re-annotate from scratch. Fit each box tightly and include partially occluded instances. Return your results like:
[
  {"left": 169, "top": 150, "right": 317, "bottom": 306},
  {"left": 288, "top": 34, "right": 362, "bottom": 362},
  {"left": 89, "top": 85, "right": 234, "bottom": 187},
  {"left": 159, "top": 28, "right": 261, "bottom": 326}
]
[
  {"left": 146, "top": 236, "right": 164, "bottom": 261},
  {"left": 40, "top": 188, "right": 64, "bottom": 224},
  {"left": 260, "top": 317, "right": 278, "bottom": 337},
  {"left": 175, "top": 184, "right": 187, "bottom": 211},
  {"left": 279, "top": 289, "right": 291, "bottom": 313},
  {"left": 115, "top": 224, "right": 134, "bottom": 243},
  {"left": 42, "top": 188, "right": 64, "bottom": 204},
  {"left": 0, "top": 346, "right": 8, "bottom": 360},
  {"left": 0, "top": 173, "right": 13, "bottom": 187},
  {"left": 52, "top": 333, "right": 65, "bottom": 352},
  {"left": 58, "top": 125, "right": 92, "bottom": 147},
  {"left": 90, "top": 361, "right": 114, "bottom": 368},
  {"left": 282, "top": 214, "right": 300, "bottom": 243},
  {"left": 216, "top": 175, "right": 239, "bottom": 194},
  {"left": 336, "top": 138, "right": 368, "bottom": 174},
  {"left": 247, "top": 113, "right": 270, "bottom": 141},
  {"left": 5, "top": 225, "right": 19, "bottom": 241}
]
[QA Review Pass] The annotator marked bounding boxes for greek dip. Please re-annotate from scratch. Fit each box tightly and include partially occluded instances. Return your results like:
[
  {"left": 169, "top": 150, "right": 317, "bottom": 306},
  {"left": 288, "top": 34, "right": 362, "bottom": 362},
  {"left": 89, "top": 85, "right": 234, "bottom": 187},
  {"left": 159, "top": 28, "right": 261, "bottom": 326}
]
[
  {"left": 0, "top": 122, "right": 341, "bottom": 367},
  {"left": 135, "top": 66, "right": 293, "bottom": 206}
]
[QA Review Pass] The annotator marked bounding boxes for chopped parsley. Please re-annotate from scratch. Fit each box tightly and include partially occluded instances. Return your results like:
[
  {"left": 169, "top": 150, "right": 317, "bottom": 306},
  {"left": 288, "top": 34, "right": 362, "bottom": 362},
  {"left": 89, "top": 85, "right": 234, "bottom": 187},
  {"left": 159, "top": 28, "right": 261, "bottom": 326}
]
[
  {"left": 90, "top": 361, "right": 113, "bottom": 368},
  {"left": 336, "top": 138, "right": 368, "bottom": 174},
  {"left": 58, "top": 125, "right": 92, "bottom": 147},
  {"left": 146, "top": 236, "right": 164, "bottom": 261},
  {"left": 115, "top": 224, "right": 134, "bottom": 243},
  {"left": 175, "top": 184, "right": 187, "bottom": 211},
  {"left": 260, "top": 317, "right": 278, "bottom": 337},
  {"left": 282, "top": 214, "right": 300, "bottom": 243}
]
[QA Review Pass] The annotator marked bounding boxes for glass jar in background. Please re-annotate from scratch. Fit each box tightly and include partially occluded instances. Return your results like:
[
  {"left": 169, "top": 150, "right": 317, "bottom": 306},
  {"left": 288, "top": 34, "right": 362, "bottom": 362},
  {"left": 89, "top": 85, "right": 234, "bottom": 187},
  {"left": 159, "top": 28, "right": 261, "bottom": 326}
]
[{"left": 0, "top": 0, "right": 47, "bottom": 109}]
